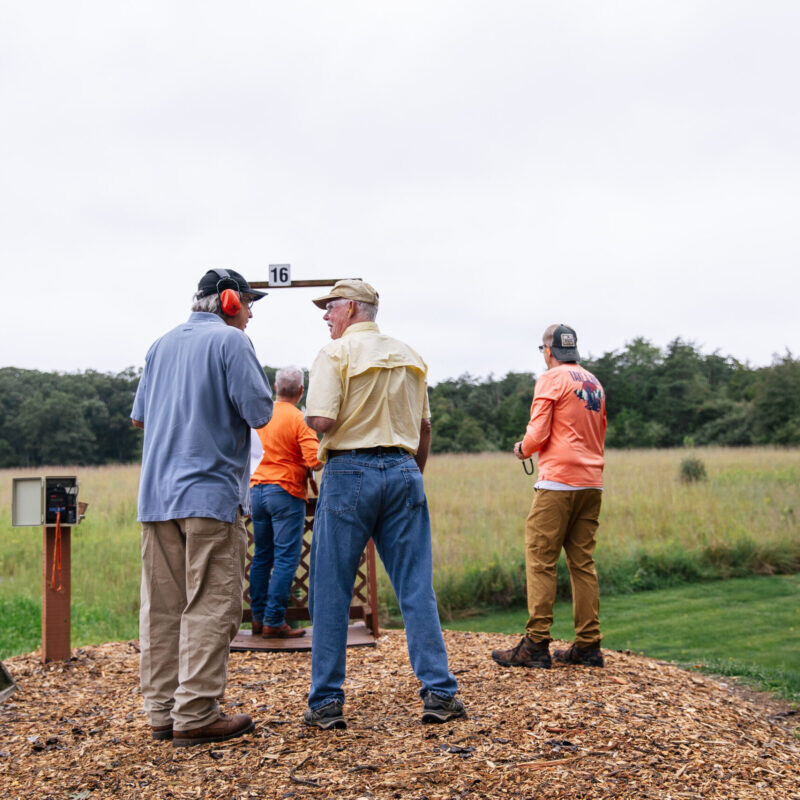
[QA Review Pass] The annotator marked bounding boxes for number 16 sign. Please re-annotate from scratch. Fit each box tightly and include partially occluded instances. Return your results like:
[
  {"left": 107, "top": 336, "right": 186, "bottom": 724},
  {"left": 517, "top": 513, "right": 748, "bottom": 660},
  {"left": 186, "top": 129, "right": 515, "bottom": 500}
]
[{"left": 268, "top": 264, "right": 291, "bottom": 286}]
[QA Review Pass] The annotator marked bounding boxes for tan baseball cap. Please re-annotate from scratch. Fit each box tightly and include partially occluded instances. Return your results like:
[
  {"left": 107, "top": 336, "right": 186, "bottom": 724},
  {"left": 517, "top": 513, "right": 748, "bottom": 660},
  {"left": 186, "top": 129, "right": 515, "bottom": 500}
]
[{"left": 312, "top": 279, "right": 379, "bottom": 309}]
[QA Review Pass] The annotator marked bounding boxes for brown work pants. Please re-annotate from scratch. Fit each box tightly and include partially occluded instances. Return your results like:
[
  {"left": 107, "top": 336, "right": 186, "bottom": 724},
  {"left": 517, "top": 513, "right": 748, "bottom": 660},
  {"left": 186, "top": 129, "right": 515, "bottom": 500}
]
[
  {"left": 139, "top": 514, "right": 247, "bottom": 731},
  {"left": 524, "top": 489, "right": 602, "bottom": 646}
]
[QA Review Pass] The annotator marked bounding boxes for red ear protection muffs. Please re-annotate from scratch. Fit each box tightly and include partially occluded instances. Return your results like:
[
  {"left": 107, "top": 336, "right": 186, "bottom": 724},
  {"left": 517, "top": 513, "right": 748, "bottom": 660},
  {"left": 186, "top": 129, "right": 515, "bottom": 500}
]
[
  {"left": 210, "top": 268, "right": 242, "bottom": 316},
  {"left": 219, "top": 288, "right": 241, "bottom": 316}
]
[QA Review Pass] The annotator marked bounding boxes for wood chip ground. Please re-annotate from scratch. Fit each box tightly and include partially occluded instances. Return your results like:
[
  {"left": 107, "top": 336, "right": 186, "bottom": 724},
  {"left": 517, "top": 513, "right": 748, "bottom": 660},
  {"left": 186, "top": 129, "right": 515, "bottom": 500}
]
[{"left": 1, "top": 630, "right": 798, "bottom": 799}]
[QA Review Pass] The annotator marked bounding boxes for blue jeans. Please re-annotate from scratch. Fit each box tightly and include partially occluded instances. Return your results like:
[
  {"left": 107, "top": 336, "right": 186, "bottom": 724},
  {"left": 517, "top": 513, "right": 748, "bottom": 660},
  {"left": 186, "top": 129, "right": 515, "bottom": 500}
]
[
  {"left": 249, "top": 484, "right": 306, "bottom": 626},
  {"left": 308, "top": 450, "right": 458, "bottom": 709}
]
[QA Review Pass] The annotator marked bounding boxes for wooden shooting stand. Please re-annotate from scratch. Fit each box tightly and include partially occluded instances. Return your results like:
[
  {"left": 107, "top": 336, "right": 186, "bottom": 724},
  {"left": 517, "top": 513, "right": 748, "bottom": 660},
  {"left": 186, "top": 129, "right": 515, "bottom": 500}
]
[
  {"left": 228, "top": 270, "right": 380, "bottom": 652},
  {"left": 230, "top": 498, "right": 380, "bottom": 652}
]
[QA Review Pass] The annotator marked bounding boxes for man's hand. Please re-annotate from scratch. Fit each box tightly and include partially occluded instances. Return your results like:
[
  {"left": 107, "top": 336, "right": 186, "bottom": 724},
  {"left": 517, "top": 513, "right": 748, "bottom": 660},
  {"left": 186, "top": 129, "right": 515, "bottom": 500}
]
[
  {"left": 513, "top": 441, "right": 526, "bottom": 460},
  {"left": 415, "top": 418, "right": 431, "bottom": 473},
  {"left": 306, "top": 415, "right": 336, "bottom": 434}
]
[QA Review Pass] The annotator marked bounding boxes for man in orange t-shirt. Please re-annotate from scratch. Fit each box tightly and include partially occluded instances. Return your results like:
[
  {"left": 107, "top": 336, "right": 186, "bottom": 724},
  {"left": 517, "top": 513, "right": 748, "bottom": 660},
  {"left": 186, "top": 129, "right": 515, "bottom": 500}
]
[
  {"left": 250, "top": 366, "right": 322, "bottom": 638},
  {"left": 492, "top": 324, "right": 607, "bottom": 669}
]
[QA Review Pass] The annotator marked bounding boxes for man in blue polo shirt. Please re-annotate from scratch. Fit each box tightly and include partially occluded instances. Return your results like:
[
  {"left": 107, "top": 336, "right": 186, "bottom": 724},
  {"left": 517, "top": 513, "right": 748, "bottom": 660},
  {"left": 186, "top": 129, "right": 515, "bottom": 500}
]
[{"left": 131, "top": 269, "right": 273, "bottom": 747}]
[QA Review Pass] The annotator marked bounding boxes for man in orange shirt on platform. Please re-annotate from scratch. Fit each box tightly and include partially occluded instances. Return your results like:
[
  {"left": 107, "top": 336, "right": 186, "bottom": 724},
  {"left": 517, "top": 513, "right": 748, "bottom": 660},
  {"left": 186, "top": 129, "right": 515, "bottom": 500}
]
[
  {"left": 492, "top": 324, "right": 607, "bottom": 669},
  {"left": 250, "top": 366, "right": 322, "bottom": 638}
]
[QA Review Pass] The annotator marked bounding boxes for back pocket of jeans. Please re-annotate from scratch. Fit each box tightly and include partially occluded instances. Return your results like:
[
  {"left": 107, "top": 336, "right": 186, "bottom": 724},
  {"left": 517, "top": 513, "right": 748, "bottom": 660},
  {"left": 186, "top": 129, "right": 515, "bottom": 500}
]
[
  {"left": 320, "top": 470, "right": 362, "bottom": 515},
  {"left": 401, "top": 467, "right": 426, "bottom": 509}
]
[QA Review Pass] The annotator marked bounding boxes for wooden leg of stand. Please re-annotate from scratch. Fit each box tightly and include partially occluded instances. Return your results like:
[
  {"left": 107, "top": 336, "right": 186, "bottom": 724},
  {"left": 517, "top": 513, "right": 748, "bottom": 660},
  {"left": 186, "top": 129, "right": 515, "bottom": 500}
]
[
  {"left": 42, "top": 526, "right": 71, "bottom": 663},
  {"left": 367, "top": 539, "right": 380, "bottom": 637}
]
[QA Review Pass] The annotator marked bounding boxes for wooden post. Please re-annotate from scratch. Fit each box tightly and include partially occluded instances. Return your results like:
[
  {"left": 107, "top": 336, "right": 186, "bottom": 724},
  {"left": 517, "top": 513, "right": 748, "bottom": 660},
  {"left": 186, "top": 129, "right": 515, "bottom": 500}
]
[
  {"left": 366, "top": 540, "right": 380, "bottom": 637},
  {"left": 41, "top": 525, "right": 71, "bottom": 662}
]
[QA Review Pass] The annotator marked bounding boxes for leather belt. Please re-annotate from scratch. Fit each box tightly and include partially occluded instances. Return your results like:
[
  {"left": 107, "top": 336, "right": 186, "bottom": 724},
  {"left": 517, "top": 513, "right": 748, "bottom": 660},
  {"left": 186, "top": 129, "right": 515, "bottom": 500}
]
[{"left": 327, "top": 446, "right": 407, "bottom": 458}]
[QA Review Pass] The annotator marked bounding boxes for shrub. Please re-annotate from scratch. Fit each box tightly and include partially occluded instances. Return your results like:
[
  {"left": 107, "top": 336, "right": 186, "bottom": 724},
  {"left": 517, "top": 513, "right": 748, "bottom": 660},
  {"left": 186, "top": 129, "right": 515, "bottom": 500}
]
[{"left": 679, "top": 456, "right": 707, "bottom": 483}]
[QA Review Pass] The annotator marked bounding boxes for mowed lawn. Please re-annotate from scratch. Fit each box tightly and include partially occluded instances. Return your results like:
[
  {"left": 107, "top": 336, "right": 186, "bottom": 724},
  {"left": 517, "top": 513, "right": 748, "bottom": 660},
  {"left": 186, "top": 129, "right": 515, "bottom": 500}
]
[{"left": 446, "top": 574, "right": 800, "bottom": 702}]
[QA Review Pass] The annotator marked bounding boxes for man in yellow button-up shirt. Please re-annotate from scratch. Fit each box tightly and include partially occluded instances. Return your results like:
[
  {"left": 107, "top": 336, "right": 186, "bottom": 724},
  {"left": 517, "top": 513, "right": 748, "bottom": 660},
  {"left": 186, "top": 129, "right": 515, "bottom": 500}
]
[{"left": 302, "top": 280, "right": 464, "bottom": 730}]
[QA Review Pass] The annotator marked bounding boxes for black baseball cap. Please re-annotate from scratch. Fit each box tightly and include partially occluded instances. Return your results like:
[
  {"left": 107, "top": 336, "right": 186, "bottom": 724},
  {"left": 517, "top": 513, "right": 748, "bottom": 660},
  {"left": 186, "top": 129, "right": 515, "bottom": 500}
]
[
  {"left": 197, "top": 269, "right": 267, "bottom": 301},
  {"left": 549, "top": 324, "right": 581, "bottom": 362}
]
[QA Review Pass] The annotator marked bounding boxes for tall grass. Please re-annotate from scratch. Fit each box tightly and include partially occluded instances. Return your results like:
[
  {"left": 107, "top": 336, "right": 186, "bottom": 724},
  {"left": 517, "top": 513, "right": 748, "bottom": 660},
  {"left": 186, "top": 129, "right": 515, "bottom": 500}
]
[
  {"left": 1, "top": 447, "right": 798, "bottom": 656},
  {"left": 418, "top": 448, "right": 799, "bottom": 616}
]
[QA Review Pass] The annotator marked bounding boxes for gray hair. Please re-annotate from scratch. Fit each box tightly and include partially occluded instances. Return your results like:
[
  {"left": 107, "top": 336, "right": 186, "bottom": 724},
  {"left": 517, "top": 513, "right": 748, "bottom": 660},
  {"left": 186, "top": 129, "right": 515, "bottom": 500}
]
[
  {"left": 354, "top": 300, "right": 378, "bottom": 321},
  {"left": 542, "top": 323, "right": 559, "bottom": 348},
  {"left": 192, "top": 292, "right": 223, "bottom": 316},
  {"left": 192, "top": 291, "right": 256, "bottom": 318},
  {"left": 275, "top": 366, "right": 304, "bottom": 396}
]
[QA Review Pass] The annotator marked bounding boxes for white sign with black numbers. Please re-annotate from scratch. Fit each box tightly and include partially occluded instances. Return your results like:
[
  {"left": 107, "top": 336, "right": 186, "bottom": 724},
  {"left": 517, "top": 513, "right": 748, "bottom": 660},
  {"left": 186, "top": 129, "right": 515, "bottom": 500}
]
[{"left": 268, "top": 264, "right": 291, "bottom": 286}]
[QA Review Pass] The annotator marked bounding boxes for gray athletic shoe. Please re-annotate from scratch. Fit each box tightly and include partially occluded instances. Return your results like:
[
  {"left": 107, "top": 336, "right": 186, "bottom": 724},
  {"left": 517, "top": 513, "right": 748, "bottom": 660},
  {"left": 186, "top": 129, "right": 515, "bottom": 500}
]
[
  {"left": 303, "top": 700, "right": 346, "bottom": 730},
  {"left": 421, "top": 691, "right": 466, "bottom": 724}
]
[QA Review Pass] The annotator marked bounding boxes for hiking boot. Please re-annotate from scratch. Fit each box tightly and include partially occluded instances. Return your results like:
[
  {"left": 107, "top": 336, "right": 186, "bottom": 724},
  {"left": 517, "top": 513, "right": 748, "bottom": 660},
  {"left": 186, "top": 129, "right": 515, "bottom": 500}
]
[
  {"left": 304, "top": 700, "right": 346, "bottom": 730},
  {"left": 262, "top": 622, "right": 306, "bottom": 639},
  {"left": 150, "top": 723, "right": 173, "bottom": 741},
  {"left": 173, "top": 713, "right": 254, "bottom": 747},
  {"left": 421, "top": 691, "right": 466, "bottom": 724},
  {"left": 491, "top": 636, "right": 551, "bottom": 669},
  {"left": 251, "top": 620, "right": 263, "bottom": 636},
  {"left": 552, "top": 642, "right": 604, "bottom": 667}
]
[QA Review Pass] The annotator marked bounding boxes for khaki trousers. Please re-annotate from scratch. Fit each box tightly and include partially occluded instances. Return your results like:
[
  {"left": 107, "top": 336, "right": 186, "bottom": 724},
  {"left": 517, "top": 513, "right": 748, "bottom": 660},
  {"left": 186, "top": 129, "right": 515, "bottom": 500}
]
[
  {"left": 139, "top": 514, "right": 247, "bottom": 731},
  {"left": 524, "top": 489, "right": 603, "bottom": 646}
]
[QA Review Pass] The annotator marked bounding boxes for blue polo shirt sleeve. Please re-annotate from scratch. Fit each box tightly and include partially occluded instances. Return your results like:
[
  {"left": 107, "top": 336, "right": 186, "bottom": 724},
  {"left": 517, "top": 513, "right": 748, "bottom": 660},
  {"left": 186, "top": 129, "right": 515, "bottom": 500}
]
[
  {"left": 131, "top": 373, "right": 146, "bottom": 423},
  {"left": 131, "top": 343, "right": 156, "bottom": 423},
  {"left": 224, "top": 333, "right": 273, "bottom": 428}
]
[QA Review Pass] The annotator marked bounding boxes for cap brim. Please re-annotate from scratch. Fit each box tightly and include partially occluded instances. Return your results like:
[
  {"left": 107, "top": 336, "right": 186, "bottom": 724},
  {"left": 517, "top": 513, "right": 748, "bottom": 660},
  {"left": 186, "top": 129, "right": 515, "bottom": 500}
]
[
  {"left": 243, "top": 288, "right": 268, "bottom": 300},
  {"left": 312, "top": 292, "right": 338, "bottom": 309},
  {"left": 550, "top": 347, "right": 580, "bottom": 362}
]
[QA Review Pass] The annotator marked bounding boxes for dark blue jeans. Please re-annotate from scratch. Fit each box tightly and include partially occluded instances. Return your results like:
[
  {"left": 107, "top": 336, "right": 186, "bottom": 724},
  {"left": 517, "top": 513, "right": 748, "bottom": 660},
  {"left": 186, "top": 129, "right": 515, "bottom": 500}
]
[
  {"left": 308, "top": 450, "right": 458, "bottom": 709},
  {"left": 249, "top": 483, "right": 306, "bottom": 627}
]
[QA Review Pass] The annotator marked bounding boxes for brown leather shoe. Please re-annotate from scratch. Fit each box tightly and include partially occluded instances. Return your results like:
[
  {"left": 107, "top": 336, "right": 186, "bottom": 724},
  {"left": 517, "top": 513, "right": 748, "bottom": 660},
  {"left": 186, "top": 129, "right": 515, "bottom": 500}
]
[
  {"left": 150, "top": 723, "right": 173, "bottom": 741},
  {"left": 262, "top": 622, "right": 306, "bottom": 638},
  {"left": 251, "top": 620, "right": 263, "bottom": 635},
  {"left": 172, "top": 713, "right": 254, "bottom": 747},
  {"left": 552, "top": 642, "right": 604, "bottom": 667},
  {"left": 491, "top": 636, "right": 552, "bottom": 668}
]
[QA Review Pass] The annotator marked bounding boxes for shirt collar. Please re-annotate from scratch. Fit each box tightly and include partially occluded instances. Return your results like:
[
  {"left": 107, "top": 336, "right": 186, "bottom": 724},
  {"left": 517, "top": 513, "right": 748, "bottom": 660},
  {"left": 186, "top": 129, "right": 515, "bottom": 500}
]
[
  {"left": 343, "top": 321, "right": 379, "bottom": 337},
  {"left": 188, "top": 311, "right": 226, "bottom": 325}
]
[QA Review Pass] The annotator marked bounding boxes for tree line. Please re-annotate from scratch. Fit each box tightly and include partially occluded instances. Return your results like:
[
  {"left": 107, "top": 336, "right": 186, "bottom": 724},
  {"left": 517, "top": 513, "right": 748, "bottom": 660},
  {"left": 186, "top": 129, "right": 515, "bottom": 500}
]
[
  {"left": 429, "top": 338, "right": 800, "bottom": 452},
  {"left": 0, "top": 340, "right": 797, "bottom": 466}
]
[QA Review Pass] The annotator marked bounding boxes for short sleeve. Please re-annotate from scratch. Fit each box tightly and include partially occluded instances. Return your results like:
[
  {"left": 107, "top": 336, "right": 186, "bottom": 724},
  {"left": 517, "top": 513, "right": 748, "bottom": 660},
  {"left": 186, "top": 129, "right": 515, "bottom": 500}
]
[
  {"left": 223, "top": 333, "right": 274, "bottom": 428},
  {"left": 306, "top": 349, "right": 343, "bottom": 419},
  {"left": 131, "top": 369, "right": 146, "bottom": 422},
  {"left": 422, "top": 382, "right": 431, "bottom": 420}
]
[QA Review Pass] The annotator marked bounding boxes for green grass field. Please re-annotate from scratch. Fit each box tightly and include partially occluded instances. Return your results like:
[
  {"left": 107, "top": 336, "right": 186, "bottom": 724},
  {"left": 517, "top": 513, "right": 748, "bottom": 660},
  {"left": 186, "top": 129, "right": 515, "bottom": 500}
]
[
  {"left": 1, "top": 447, "right": 798, "bottom": 684},
  {"left": 446, "top": 574, "right": 800, "bottom": 703},
  {"left": 421, "top": 447, "right": 799, "bottom": 615}
]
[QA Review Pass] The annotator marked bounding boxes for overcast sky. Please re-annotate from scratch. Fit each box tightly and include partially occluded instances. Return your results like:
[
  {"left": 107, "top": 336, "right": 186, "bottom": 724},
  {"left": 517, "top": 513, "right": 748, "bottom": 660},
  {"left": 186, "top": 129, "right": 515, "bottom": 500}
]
[{"left": 1, "top": 1, "right": 797, "bottom": 383}]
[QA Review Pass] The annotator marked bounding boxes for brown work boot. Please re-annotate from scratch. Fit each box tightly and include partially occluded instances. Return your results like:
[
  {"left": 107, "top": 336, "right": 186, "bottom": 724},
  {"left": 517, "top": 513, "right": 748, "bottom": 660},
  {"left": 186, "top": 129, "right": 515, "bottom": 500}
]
[
  {"left": 262, "top": 622, "right": 306, "bottom": 638},
  {"left": 552, "top": 642, "right": 604, "bottom": 667},
  {"left": 172, "top": 713, "right": 254, "bottom": 747},
  {"left": 150, "top": 723, "right": 173, "bottom": 741},
  {"left": 251, "top": 620, "right": 263, "bottom": 635},
  {"left": 491, "top": 636, "right": 551, "bottom": 669}
]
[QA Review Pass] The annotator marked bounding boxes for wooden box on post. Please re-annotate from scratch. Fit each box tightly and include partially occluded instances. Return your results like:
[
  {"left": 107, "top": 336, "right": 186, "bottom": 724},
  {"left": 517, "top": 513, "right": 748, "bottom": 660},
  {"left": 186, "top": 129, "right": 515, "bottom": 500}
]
[{"left": 11, "top": 476, "right": 83, "bottom": 663}]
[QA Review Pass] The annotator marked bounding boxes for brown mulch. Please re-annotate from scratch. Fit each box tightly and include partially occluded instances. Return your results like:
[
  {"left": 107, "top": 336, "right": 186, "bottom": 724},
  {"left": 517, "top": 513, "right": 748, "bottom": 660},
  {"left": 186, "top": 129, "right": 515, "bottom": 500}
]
[{"left": 1, "top": 630, "right": 799, "bottom": 799}]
